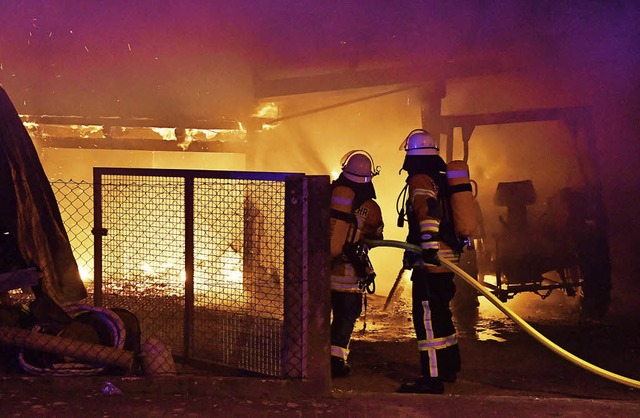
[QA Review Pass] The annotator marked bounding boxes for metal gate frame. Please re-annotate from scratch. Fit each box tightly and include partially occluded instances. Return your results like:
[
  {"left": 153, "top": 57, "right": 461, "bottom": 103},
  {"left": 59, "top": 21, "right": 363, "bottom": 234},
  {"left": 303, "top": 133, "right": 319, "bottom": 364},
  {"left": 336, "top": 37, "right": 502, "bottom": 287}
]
[{"left": 92, "top": 167, "right": 330, "bottom": 391}]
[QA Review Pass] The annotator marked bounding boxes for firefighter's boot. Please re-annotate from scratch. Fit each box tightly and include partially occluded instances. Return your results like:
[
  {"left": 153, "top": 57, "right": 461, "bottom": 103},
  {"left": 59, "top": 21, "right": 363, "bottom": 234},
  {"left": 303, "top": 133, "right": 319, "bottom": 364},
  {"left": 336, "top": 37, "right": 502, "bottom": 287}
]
[{"left": 331, "top": 356, "right": 351, "bottom": 378}]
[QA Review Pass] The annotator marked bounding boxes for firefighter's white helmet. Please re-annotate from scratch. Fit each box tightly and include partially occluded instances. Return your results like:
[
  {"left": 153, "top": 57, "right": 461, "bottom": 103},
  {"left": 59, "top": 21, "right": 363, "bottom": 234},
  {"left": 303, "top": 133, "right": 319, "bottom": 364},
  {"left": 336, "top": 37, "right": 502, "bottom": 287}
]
[
  {"left": 400, "top": 129, "right": 439, "bottom": 155},
  {"left": 340, "top": 150, "right": 380, "bottom": 183}
]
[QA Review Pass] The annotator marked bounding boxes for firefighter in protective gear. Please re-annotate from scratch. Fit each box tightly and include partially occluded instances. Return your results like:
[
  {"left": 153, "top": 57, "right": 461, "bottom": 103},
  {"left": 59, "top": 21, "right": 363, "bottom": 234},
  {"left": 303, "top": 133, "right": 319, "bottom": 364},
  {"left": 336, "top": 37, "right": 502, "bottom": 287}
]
[
  {"left": 397, "top": 129, "right": 463, "bottom": 394},
  {"left": 329, "top": 150, "right": 384, "bottom": 378}
]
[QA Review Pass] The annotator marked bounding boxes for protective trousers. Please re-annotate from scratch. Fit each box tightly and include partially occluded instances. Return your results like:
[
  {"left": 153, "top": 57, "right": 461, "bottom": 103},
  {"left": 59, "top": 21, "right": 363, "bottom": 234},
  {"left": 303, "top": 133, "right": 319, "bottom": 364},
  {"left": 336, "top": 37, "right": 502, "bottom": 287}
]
[
  {"left": 330, "top": 291, "right": 363, "bottom": 361},
  {"left": 410, "top": 270, "right": 460, "bottom": 379}
]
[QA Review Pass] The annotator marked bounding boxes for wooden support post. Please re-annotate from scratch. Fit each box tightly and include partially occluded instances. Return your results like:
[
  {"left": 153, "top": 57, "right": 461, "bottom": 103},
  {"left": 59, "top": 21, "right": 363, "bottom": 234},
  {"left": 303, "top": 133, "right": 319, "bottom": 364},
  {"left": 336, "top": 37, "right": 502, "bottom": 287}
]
[{"left": 420, "top": 81, "right": 447, "bottom": 156}]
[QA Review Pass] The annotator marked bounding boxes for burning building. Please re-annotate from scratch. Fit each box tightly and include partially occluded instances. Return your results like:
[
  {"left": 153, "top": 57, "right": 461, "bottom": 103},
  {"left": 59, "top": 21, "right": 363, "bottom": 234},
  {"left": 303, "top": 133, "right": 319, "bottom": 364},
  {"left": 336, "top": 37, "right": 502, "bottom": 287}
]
[{"left": 0, "top": 1, "right": 639, "bottom": 380}]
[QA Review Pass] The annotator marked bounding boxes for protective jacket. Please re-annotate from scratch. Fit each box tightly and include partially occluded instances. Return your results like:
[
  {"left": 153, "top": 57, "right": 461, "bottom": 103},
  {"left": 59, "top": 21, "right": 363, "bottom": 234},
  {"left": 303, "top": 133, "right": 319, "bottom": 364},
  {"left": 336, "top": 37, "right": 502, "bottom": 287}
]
[
  {"left": 330, "top": 178, "right": 384, "bottom": 293},
  {"left": 329, "top": 175, "right": 383, "bottom": 365}
]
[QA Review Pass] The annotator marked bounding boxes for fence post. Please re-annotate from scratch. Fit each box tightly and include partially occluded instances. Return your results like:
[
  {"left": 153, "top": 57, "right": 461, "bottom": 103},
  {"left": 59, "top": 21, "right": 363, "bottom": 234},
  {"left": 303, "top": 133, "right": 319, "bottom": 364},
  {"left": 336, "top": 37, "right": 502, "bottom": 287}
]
[
  {"left": 282, "top": 175, "right": 331, "bottom": 393},
  {"left": 304, "top": 175, "right": 331, "bottom": 395},
  {"left": 283, "top": 175, "right": 305, "bottom": 378},
  {"left": 93, "top": 168, "right": 104, "bottom": 306},
  {"left": 184, "top": 175, "right": 195, "bottom": 360}
]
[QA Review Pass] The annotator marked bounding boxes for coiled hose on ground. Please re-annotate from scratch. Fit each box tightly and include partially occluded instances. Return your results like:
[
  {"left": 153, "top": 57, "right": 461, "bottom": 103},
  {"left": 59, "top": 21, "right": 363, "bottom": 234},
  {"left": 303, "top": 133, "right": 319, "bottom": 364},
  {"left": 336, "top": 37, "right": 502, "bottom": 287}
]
[
  {"left": 18, "top": 304, "right": 126, "bottom": 376},
  {"left": 364, "top": 239, "right": 640, "bottom": 390}
]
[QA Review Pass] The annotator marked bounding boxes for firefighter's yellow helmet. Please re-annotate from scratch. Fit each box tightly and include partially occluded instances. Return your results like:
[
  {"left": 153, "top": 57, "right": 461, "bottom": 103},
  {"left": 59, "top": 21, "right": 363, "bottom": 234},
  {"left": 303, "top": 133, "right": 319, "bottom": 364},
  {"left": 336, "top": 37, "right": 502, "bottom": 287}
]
[
  {"left": 400, "top": 129, "right": 439, "bottom": 155},
  {"left": 340, "top": 150, "right": 380, "bottom": 183}
]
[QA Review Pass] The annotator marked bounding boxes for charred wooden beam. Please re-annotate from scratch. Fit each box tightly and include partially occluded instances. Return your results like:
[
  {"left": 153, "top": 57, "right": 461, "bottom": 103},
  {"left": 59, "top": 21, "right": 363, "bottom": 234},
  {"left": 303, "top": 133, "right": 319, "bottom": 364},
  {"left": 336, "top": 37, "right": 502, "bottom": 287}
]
[
  {"left": 32, "top": 137, "right": 247, "bottom": 153},
  {"left": 20, "top": 115, "right": 240, "bottom": 131},
  {"left": 253, "top": 59, "right": 513, "bottom": 98},
  {"left": 440, "top": 107, "right": 590, "bottom": 131}
]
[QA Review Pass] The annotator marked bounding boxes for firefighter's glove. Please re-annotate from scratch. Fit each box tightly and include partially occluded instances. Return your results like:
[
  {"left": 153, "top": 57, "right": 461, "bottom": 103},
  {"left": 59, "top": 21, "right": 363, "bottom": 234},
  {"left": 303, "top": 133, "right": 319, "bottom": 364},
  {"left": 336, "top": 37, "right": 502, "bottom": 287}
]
[
  {"left": 403, "top": 250, "right": 419, "bottom": 269},
  {"left": 421, "top": 248, "right": 441, "bottom": 266}
]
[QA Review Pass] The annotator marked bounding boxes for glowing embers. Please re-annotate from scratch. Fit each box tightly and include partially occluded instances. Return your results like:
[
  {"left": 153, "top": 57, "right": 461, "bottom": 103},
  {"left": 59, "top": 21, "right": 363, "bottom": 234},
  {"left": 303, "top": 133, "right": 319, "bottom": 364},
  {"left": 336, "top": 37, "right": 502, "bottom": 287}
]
[
  {"left": 23, "top": 121, "right": 104, "bottom": 139},
  {"left": 109, "top": 258, "right": 187, "bottom": 298},
  {"left": 103, "top": 246, "right": 247, "bottom": 307},
  {"left": 152, "top": 126, "right": 246, "bottom": 151},
  {"left": 19, "top": 115, "right": 247, "bottom": 151}
]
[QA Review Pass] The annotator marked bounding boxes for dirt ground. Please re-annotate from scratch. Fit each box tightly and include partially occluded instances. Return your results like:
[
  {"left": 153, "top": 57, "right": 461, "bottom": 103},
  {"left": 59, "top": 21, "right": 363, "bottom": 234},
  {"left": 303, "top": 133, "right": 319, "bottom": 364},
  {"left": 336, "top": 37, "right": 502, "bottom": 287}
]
[{"left": 0, "top": 288, "right": 639, "bottom": 417}]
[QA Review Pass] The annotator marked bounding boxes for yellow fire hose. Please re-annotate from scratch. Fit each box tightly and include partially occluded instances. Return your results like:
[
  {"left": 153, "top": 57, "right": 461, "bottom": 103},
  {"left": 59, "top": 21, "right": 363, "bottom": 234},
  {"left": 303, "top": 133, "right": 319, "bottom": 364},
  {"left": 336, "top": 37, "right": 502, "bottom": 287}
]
[{"left": 364, "top": 239, "right": 640, "bottom": 390}]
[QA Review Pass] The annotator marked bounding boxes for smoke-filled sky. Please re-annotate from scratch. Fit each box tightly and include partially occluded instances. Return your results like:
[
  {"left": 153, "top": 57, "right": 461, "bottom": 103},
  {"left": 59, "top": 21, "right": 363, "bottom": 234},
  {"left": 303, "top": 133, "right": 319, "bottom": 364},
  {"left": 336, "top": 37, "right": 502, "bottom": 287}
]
[
  {"left": 1, "top": 1, "right": 638, "bottom": 123},
  {"left": 1, "top": 1, "right": 639, "bottom": 306}
]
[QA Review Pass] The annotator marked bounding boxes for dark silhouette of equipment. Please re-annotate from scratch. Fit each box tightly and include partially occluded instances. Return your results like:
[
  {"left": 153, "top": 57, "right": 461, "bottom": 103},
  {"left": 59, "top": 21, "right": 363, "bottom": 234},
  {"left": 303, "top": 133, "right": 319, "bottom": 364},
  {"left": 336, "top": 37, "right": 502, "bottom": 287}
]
[
  {"left": 486, "top": 180, "right": 611, "bottom": 319},
  {"left": 494, "top": 180, "right": 536, "bottom": 229}
]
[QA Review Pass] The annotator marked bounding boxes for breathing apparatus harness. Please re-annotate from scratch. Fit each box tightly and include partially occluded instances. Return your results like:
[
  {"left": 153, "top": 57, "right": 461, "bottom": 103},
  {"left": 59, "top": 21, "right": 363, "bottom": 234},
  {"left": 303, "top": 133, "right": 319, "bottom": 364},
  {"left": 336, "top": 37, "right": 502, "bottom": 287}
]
[
  {"left": 331, "top": 154, "right": 379, "bottom": 295},
  {"left": 396, "top": 160, "right": 467, "bottom": 254},
  {"left": 396, "top": 155, "right": 478, "bottom": 256}
]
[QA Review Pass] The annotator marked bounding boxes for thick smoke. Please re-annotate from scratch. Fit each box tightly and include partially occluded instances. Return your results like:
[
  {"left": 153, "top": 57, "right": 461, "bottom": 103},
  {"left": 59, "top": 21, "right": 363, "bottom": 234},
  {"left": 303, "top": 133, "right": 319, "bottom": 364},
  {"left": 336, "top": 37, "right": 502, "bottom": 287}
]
[{"left": 0, "top": 2, "right": 638, "bottom": 310}]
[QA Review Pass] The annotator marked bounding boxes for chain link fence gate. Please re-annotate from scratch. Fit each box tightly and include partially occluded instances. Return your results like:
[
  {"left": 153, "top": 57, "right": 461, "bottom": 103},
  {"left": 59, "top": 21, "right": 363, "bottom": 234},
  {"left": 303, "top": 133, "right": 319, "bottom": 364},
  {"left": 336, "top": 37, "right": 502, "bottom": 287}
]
[
  {"left": 2, "top": 171, "right": 330, "bottom": 393},
  {"left": 89, "top": 168, "right": 330, "bottom": 390},
  {"left": 51, "top": 180, "right": 95, "bottom": 297}
]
